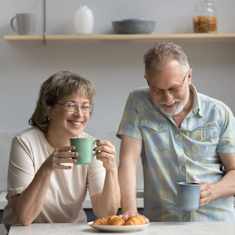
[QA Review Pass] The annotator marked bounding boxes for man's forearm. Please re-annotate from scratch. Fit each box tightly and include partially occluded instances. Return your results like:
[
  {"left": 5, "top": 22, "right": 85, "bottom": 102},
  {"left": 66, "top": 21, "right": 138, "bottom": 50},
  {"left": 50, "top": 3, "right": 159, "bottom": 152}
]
[
  {"left": 119, "top": 163, "right": 137, "bottom": 213},
  {"left": 213, "top": 170, "right": 235, "bottom": 199}
]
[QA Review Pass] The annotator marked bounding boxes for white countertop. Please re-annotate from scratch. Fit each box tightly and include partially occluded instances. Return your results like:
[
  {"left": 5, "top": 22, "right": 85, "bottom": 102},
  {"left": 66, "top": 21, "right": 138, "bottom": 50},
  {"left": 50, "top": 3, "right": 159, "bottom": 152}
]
[{"left": 8, "top": 222, "right": 235, "bottom": 235}]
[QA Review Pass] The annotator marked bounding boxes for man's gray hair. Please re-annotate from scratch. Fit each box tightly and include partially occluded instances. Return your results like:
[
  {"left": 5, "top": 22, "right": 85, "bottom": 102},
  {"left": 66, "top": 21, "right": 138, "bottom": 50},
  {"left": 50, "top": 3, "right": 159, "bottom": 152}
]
[{"left": 144, "top": 42, "right": 190, "bottom": 77}]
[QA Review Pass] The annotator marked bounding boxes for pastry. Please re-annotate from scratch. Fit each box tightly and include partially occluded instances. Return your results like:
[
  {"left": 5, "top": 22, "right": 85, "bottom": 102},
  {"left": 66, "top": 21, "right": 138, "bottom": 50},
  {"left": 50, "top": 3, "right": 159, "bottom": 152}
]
[
  {"left": 93, "top": 214, "right": 149, "bottom": 226},
  {"left": 107, "top": 215, "right": 125, "bottom": 225},
  {"left": 124, "top": 215, "right": 149, "bottom": 225},
  {"left": 93, "top": 217, "right": 109, "bottom": 225}
]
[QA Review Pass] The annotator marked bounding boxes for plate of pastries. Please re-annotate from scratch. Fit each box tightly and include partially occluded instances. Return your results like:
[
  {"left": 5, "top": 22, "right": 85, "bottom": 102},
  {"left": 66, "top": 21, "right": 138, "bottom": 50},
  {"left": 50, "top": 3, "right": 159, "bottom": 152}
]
[{"left": 89, "top": 214, "right": 150, "bottom": 232}]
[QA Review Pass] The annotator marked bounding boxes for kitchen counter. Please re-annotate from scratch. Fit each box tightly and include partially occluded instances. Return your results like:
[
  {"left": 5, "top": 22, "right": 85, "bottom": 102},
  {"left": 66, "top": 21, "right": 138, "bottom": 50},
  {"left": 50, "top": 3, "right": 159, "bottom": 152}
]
[{"left": 8, "top": 222, "right": 235, "bottom": 235}]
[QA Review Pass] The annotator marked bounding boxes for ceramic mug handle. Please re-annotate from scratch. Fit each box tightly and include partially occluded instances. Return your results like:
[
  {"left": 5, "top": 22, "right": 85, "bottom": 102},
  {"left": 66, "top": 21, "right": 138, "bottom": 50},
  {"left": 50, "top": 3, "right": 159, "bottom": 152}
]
[
  {"left": 10, "top": 16, "right": 17, "bottom": 32},
  {"left": 93, "top": 139, "right": 99, "bottom": 156}
]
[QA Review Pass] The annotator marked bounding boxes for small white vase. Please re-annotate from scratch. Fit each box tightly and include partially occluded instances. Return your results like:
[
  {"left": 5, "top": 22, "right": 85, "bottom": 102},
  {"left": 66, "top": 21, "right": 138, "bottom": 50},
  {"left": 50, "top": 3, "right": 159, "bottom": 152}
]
[{"left": 74, "top": 5, "right": 94, "bottom": 34}]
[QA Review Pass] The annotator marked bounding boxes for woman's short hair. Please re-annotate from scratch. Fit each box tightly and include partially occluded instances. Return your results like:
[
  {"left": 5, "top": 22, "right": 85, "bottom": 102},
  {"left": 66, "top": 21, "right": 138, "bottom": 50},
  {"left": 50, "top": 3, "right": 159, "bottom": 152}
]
[
  {"left": 144, "top": 42, "right": 190, "bottom": 77},
  {"left": 29, "top": 71, "right": 95, "bottom": 133}
]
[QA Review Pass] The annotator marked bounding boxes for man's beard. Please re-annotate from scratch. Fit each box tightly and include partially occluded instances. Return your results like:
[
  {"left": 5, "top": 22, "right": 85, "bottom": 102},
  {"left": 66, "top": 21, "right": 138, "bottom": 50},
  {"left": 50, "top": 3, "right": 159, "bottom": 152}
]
[{"left": 157, "top": 91, "right": 190, "bottom": 117}]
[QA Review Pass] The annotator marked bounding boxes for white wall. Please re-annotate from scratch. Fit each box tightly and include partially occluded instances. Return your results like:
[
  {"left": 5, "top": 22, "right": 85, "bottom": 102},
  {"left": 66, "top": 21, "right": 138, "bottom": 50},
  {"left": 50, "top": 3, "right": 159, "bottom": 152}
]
[{"left": 0, "top": 0, "right": 235, "bottom": 192}]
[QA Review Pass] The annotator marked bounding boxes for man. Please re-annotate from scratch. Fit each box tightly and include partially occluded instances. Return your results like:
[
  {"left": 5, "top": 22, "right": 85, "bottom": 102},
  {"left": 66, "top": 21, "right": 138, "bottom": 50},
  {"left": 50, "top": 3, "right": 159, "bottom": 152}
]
[{"left": 117, "top": 42, "right": 235, "bottom": 221}]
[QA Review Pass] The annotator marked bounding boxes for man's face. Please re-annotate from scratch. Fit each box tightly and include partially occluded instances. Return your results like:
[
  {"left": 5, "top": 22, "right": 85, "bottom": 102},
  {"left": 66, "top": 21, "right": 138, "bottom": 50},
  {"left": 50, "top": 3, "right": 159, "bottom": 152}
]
[{"left": 146, "top": 60, "right": 192, "bottom": 116}]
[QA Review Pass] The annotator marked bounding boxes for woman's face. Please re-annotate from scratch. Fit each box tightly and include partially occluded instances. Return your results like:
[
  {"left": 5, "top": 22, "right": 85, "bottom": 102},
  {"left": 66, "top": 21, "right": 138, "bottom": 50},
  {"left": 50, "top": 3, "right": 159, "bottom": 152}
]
[{"left": 48, "top": 91, "right": 91, "bottom": 138}]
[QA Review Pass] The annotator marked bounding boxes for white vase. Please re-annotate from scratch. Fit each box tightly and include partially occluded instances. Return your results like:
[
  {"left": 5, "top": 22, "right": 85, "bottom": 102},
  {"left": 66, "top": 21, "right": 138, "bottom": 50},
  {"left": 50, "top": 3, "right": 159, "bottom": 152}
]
[{"left": 74, "top": 5, "right": 94, "bottom": 34}]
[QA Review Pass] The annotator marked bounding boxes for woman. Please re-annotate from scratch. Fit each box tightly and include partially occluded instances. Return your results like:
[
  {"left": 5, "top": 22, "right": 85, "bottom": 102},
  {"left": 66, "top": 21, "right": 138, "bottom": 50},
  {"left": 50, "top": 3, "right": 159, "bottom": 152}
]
[{"left": 3, "top": 71, "right": 120, "bottom": 225}]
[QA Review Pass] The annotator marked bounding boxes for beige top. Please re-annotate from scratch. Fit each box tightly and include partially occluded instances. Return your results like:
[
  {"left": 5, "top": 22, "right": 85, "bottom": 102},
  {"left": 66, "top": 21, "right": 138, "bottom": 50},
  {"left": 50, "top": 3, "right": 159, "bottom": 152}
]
[{"left": 3, "top": 127, "right": 105, "bottom": 224}]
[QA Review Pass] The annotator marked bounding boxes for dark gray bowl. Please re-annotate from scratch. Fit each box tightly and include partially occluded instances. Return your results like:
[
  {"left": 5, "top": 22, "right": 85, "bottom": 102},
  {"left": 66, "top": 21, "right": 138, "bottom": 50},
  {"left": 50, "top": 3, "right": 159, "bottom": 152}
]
[{"left": 112, "top": 19, "right": 156, "bottom": 34}]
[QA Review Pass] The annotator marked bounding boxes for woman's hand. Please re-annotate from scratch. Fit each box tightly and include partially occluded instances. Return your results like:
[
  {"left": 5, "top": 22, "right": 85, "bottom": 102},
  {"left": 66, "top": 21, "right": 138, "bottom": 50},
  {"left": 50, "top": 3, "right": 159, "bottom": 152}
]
[
  {"left": 43, "top": 146, "right": 77, "bottom": 172},
  {"left": 95, "top": 140, "right": 117, "bottom": 171}
]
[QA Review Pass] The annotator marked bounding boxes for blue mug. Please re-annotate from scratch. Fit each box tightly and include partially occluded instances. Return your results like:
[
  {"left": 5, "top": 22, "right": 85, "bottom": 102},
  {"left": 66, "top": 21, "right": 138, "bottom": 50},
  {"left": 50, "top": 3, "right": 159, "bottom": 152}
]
[{"left": 177, "top": 182, "right": 200, "bottom": 211}]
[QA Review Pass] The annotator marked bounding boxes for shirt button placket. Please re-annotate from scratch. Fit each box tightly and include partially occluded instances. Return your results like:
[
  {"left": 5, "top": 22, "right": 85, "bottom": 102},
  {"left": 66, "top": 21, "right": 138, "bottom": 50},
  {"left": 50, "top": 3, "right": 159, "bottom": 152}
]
[{"left": 175, "top": 131, "right": 187, "bottom": 181}]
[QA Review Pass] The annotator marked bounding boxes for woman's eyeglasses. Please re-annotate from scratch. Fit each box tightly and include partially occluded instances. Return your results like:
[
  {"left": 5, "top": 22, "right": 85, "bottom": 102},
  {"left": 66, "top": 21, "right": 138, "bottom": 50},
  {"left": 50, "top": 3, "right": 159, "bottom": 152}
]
[{"left": 57, "top": 101, "right": 91, "bottom": 113}]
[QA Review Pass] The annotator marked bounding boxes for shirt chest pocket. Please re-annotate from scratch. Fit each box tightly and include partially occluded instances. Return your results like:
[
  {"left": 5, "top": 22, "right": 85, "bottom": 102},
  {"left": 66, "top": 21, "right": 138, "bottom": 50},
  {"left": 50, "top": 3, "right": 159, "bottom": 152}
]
[
  {"left": 189, "top": 123, "right": 218, "bottom": 142},
  {"left": 186, "top": 123, "right": 220, "bottom": 163},
  {"left": 140, "top": 120, "right": 171, "bottom": 151}
]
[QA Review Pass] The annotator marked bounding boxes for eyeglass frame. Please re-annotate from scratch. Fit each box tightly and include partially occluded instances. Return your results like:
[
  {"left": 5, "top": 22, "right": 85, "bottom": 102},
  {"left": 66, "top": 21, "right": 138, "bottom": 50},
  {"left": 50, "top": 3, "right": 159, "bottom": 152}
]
[
  {"left": 56, "top": 100, "right": 92, "bottom": 114},
  {"left": 149, "top": 69, "right": 190, "bottom": 97}
]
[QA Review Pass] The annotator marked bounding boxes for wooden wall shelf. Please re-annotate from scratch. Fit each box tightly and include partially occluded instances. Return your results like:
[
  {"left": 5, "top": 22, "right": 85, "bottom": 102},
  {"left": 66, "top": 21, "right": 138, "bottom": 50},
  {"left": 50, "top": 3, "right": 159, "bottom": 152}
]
[{"left": 3, "top": 33, "right": 235, "bottom": 42}]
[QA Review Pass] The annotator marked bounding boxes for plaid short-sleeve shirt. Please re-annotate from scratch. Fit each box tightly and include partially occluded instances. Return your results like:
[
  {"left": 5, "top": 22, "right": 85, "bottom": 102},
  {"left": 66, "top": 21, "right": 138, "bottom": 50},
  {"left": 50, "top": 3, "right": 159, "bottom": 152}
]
[{"left": 117, "top": 85, "right": 235, "bottom": 221}]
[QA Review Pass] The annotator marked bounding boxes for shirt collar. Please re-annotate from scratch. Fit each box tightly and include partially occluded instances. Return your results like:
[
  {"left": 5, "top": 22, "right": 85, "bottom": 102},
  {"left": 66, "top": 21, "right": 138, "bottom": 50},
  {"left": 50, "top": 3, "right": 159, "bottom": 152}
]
[{"left": 190, "top": 84, "right": 203, "bottom": 117}]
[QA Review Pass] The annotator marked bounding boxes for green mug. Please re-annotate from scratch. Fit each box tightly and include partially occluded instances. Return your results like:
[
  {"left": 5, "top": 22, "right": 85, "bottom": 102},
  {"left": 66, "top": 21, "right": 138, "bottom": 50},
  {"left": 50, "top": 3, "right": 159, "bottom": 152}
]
[{"left": 70, "top": 137, "right": 96, "bottom": 165}]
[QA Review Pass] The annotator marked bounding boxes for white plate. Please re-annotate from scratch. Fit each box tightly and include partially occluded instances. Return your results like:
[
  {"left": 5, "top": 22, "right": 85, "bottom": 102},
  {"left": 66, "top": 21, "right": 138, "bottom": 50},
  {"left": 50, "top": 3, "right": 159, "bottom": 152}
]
[{"left": 88, "top": 221, "right": 150, "bottom": 232}]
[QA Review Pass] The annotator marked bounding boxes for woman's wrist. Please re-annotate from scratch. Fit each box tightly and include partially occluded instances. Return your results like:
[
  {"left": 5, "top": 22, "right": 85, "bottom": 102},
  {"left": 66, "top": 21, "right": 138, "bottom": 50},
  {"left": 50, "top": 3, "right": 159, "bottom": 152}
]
[
  {"left": 41, "top": 160, "right": 54, "bottom": 176},
  {"left": 106, "top": 164, "right": 118, "bottom": 174}
]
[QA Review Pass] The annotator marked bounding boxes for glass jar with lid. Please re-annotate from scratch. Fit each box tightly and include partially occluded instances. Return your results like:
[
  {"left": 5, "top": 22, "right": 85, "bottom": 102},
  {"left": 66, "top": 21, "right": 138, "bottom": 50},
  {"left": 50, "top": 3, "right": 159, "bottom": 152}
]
[{"left": 193, "top": 0, "right": 217, "bottom": 33}]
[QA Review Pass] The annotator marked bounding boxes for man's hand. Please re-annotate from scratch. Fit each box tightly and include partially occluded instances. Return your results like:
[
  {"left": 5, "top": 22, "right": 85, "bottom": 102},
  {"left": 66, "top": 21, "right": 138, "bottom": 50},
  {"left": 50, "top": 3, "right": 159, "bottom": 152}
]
[
  {"left": 200, "top": 183, "right": 216, "bottom": 206},
  {"left": 122, "top": 210, "right": 138, "bottom": 219}
]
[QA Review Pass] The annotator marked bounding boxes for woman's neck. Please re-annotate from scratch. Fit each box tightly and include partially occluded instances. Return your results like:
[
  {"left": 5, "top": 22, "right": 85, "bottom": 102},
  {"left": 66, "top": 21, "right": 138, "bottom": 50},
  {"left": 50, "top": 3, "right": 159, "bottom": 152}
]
[{"left": 46, "top": 128, "right": 70, "bottom": 148}]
